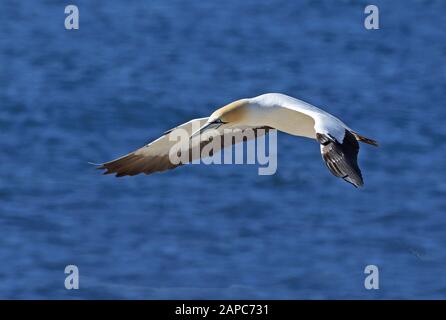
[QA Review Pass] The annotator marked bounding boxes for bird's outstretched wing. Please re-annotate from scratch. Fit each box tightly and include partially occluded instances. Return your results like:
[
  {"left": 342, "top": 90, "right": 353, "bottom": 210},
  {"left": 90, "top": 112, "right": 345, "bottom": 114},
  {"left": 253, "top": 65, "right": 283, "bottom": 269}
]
[
  {"left": 97, "top": 118, "right": 270, "bottom": 177},
  {"left": 316, "top": 130, "right": 363, "bottom": 188}
]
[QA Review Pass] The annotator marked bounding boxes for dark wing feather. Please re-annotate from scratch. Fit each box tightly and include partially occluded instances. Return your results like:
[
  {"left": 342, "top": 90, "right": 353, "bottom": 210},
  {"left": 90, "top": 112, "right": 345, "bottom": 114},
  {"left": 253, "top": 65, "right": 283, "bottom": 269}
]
[
  {"left": 316, "top": 130, "right": 364, "bottom": 188},
  {"left": 102, "top": 154, "right": 179, "bottom": 177}
]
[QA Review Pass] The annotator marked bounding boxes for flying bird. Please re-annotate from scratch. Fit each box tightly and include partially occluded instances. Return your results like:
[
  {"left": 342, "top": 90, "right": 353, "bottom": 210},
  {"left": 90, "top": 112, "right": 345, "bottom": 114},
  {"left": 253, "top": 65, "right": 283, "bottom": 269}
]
[{"left": 97, "top": 93, "right": 377, "bottom": 187}]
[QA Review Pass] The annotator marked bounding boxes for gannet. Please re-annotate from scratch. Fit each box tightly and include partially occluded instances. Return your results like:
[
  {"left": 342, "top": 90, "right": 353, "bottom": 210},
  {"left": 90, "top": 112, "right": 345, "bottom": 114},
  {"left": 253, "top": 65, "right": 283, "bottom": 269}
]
[{"left": 97, "top": 93, "right": 378, "bottom": 187}]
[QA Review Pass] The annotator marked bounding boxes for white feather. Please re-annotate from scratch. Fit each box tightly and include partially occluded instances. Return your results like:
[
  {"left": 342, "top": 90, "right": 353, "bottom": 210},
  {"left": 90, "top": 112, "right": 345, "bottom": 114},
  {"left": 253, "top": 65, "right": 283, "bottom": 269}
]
[{"left": 249, "top": 93, "right": 349, "bottom": 142}]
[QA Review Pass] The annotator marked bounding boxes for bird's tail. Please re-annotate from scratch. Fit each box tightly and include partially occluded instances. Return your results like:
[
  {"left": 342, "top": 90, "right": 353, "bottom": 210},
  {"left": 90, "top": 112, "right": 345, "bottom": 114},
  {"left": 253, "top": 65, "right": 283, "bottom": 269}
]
[{"left": 351, "top": 131, "right": 378, "bottom": 146}]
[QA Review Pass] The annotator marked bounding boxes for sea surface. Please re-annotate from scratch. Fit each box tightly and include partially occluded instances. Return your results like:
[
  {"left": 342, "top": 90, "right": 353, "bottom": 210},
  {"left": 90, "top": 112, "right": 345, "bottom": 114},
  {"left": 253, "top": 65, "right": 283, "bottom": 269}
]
[{"left": 0, "top": 0, "right": 445, "bottom": 299}]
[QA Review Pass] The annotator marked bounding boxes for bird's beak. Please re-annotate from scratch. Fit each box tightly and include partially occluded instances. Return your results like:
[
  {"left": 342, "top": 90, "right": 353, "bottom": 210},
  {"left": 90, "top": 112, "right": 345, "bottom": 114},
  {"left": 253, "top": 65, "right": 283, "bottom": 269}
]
[{"left": 190, "top": 122, "right": 222, "bottom": 139}]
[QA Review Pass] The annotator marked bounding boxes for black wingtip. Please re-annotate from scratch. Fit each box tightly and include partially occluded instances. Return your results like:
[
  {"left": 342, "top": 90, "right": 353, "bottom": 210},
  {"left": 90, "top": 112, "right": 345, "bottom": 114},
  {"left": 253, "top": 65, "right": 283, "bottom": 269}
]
[
  {"left": 317, "top": 131, "right": 364, "bottom": 189},
  {"left": 344, "top": 176, "right": 364, "bottom": 188}
]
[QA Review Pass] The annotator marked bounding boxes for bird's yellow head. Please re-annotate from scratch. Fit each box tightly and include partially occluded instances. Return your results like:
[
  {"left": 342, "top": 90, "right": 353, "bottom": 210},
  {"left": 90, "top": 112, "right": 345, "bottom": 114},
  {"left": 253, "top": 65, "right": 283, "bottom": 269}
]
[
  {"left": 191, "top": 99, "right": 250, "bottom": 138},
  {"left": 209, "top": 99, "right": 249, "bottom": 124}
]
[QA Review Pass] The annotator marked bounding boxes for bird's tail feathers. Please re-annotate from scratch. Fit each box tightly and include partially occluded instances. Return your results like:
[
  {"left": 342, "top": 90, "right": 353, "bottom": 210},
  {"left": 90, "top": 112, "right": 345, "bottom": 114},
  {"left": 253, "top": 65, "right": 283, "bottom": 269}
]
[{"left": 351, "top": 131, "right": 378, "bottom": 147}]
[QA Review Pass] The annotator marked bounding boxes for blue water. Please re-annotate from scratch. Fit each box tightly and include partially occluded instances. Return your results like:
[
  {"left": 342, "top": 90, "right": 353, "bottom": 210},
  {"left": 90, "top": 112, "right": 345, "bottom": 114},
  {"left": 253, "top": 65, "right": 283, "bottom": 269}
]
[{"left": 0, "top": 0, "right": 445, "bottom": 299}]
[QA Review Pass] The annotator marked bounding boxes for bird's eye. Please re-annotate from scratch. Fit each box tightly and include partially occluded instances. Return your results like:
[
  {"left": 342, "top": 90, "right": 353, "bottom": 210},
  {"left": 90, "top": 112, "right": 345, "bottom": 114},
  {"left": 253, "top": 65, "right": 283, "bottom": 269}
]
[{"left": 213, "top": 119, "right": 226, "bottom": 124}]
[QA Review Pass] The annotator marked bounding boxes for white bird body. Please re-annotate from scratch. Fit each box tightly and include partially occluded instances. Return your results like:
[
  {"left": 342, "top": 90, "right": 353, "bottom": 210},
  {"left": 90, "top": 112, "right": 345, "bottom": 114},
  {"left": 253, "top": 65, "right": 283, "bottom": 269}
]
[
  {"left": 246, "top": 93, "right": 349, "bottom": 141},
  {"left": 98, "top": 93, "right": 377, "bottom": 187}
]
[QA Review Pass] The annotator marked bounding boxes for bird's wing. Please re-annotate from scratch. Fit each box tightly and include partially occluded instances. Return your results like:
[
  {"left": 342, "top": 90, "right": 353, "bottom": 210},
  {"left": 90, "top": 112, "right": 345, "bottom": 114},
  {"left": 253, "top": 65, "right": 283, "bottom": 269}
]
[
  {"left": 98, "top": 117, "right": 271, "bottom": 177},
  {"left": 278, "top": 104, "right": 363, "bottom": 187},
  {"left": 316, "top": 130, "right": 363, "bottom": 188},
  {"left": 254, "top": 94, "right": 364, "bottom": 187}
]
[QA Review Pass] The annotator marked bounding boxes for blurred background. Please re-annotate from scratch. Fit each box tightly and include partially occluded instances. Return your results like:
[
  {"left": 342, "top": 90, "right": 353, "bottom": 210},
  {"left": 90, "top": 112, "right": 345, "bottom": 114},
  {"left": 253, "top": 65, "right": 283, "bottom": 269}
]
[{"left": 0, "top": 0, "right": 445, "bottom": 299}]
